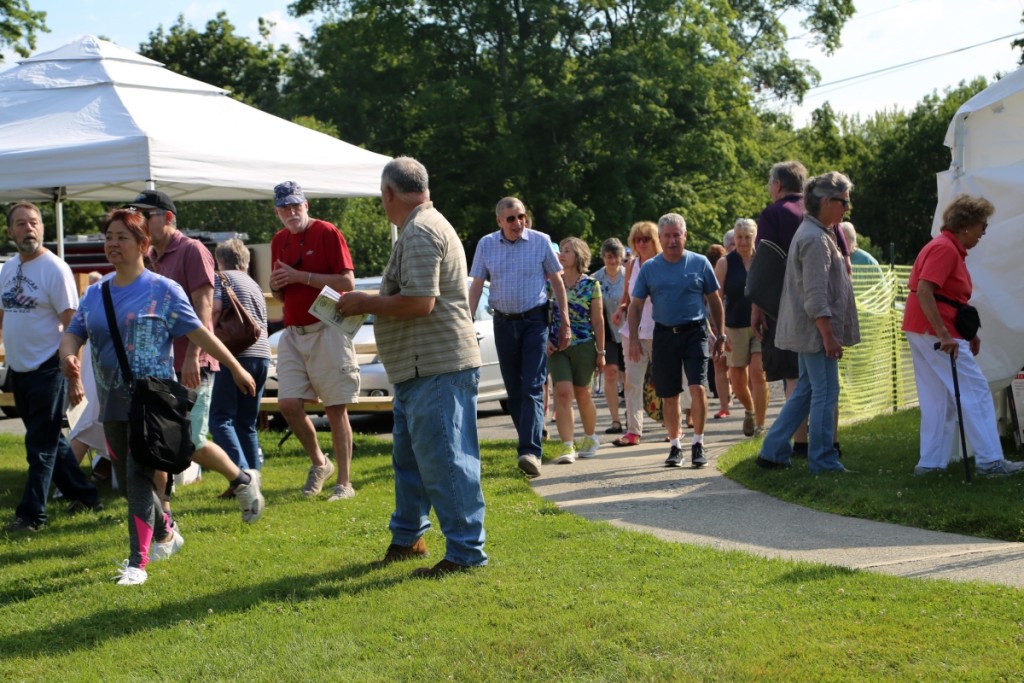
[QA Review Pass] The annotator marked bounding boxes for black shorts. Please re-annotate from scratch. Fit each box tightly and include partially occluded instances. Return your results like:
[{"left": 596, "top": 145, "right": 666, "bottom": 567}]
[
  {"left": 651, "top": 322, "right": 709, "bottom": 398},
  {"left": 762, "top": 317, "right": 798, "bottom": 382}
]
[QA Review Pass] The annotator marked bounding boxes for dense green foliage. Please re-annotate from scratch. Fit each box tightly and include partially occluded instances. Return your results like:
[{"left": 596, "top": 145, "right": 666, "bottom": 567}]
[
  {"left": 9, "top": 3, "right": 1006, "bottom": 272},
  {"left": 0, "top": 0, "right": 46, "bottom": 62}
]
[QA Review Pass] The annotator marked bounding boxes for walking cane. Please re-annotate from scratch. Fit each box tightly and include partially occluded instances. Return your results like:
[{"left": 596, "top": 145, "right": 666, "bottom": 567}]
[{"left": 935, "top": 342, "right": 971, "bottom": 483}]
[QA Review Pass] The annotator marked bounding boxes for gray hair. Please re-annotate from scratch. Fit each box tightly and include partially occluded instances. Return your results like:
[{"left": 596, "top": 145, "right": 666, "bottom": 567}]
[
  {"left": 560, "top": 236, "right": 593, "bottom": 274},
  {"left": 722, "top": 229, "right": 735, "bottom": 250},
  {"left": 495, "top": 196, "right": 525, "bottom": 217},
  {"left": 600, "top": 237, "right": 625, "bottom": 259},
  {"left": 733, "top": 218, "right": 757, "bottom": 237},
  {"left": 805, "top": 171, "right": 854, "bottom": 217},
  {"left": 215, "top": 238, "right": 251, "bottom": 271},
  {"left": 769, "top": 160, "right": 807, "bottom": 194},
  {"left": 382, "top": 156, "right": 429, "bottom": 194},
  {"left": 6, "top": 201, "right": 41, "bottom": 227},
  {"left": 657, "top": 213, "right": 687, "bottom": 234},
  {"left": 839, "top": 221, "right": 857, "bottom": 250}
]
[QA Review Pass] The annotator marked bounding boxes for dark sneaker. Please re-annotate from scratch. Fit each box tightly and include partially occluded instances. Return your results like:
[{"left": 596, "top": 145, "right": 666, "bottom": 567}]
[
  {"left": 691, "top": 443, "right": 708, "bottom": 468},
  {"left": 67, "top": 499, "right": 104, "bottom": 515},
  {"left": 664, "top": 446, "right": 684, "bottom": 467},
  {"left": 411, "top": 558, "right": 474, "bottom": 578},
  {"left": 742, "top": 411, "right": 756, "bottom": 437},
  {"left": 7, "top": 517, "right": 43, "bottom": 532},
  {"left": 755, "top": 456, "right": 791, "bottom": 470}
]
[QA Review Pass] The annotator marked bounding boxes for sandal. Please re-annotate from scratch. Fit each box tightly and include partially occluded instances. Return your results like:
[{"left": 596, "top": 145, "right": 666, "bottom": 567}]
[
  {"left": 605, "top": 421, "right": 623, "bottom": 434},
  {"left": 612, "top": 433, "right": 641, "bottom": 447}
]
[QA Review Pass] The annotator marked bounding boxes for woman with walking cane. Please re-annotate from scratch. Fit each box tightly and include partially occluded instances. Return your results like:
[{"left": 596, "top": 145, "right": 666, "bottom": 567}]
[{"left": 902, "top": 194, "right": 1024, "bottom": 477}]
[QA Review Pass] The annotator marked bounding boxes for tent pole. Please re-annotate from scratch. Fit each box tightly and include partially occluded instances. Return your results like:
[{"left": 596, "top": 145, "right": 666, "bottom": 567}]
[{"left": 54, "top": 188, "right": 66, "bottom": 260}]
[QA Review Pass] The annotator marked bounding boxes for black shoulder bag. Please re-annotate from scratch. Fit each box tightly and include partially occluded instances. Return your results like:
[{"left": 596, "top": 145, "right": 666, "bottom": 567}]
[
  {"left": 932, "top": 292, "right": 981, "bottom": 342},
  {"left": 102, "top": 280, "right": 197, "bottom": 474}
]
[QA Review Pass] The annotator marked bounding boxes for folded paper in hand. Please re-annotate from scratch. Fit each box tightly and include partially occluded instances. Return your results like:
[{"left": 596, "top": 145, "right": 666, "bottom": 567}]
[{"left": 309, "top": 286, "right": 366, "bottom": 339}]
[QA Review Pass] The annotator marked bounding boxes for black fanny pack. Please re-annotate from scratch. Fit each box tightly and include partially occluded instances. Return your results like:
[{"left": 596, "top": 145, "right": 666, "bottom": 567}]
[{"left": 932, "top": 292, "right": 981, "bottom": 341}]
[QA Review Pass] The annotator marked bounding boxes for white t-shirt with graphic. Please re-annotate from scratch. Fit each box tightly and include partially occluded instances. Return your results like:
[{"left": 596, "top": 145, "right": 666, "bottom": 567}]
[{"left": 0, "top": 250, "right": 78, "bottom": 372}]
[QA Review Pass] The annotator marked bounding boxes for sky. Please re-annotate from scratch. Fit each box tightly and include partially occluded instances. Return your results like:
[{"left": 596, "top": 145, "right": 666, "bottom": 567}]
[{"left": 6, "top": 0, "right": 1024, "bottom": 127}]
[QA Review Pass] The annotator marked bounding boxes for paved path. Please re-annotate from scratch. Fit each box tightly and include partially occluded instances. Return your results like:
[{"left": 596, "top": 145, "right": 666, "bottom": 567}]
[{"left": 528, "top": 389, "right": 1024, "bottom": 588}]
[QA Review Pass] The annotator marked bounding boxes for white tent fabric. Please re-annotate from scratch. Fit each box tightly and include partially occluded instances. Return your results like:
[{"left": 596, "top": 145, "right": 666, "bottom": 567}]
[
  {"left": 0, "top": 36, "right": 390, "bottom": 203},
  {"left": 936, "top": 66, "right": 1024, "bottom": 389}
]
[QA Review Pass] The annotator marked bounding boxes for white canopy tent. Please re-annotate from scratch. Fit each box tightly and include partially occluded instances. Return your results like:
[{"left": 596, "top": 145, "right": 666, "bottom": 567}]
[
  {"left": 936, "top": 66, "right": 1024, "bottom": 389},
  {"left": 0, "top": 36, "right": 392, "bottom": 255}
]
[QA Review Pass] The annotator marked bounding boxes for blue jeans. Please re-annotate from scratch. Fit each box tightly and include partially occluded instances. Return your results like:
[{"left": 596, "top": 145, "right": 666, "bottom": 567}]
[
  {"left": 12, "top": 355, "right": 100, "bottom": 524},
  {"left": 493, "top": 309, "right": 548, "bottom": 457},
  {"left": 209, "top": 357, "right": 269, "bottom": 471},
  {"left": 758, "top": 350, "right": 844, "bottom": 473},
  {"left": 391, "top": 368, "right": 487, "bottom": 567}
]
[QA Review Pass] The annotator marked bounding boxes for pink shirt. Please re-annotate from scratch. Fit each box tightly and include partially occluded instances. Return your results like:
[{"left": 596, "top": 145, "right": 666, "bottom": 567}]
[
  {"left": 151, "top": 230, "right": 218, "bottom": 372},
  {"left": 903, "top": 230, "right": 971, "bottom": 339}
]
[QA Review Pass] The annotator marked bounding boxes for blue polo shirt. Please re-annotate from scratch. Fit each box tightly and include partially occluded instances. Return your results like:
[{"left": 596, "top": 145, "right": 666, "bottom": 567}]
[
  {"left": 632, "top": 252, "right": 719, "bottom": 326},
  {"left": 469, "top": 228, "right": 561, "bottom": 314}
]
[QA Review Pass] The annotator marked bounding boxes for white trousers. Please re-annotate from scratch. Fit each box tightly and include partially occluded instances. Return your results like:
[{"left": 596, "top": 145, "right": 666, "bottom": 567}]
[{"left": 907, "top": 332, "right": 1002, "bottom": 467}]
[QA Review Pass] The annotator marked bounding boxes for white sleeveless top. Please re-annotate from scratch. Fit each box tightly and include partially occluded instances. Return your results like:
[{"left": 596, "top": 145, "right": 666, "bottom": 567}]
[{"left": 619, "top": 257, "right": 655, "bottom": 341}]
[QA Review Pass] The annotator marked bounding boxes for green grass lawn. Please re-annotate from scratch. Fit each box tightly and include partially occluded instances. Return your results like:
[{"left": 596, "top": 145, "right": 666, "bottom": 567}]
[
  {"left": 2, "top": 428, "right": 1023, "bottom": 681},
  {"left": 720, "top": 408, "right": 1024, "bottom": 543}
]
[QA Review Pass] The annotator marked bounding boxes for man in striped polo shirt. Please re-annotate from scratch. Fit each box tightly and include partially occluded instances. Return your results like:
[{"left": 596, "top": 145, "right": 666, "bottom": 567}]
[{"left": 337, "top": 157, "right": 487, "bottom": 577}]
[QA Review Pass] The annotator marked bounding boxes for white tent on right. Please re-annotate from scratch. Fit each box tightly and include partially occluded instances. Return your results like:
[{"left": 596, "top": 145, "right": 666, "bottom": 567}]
[{"left": 935, "top": 66, "right": 1024, "bottom": 390}]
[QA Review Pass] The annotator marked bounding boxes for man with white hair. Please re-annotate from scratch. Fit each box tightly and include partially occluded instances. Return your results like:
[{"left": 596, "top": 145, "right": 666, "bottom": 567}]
[{"left": 627, "top": 213, "right": 725, "bottom": 469}]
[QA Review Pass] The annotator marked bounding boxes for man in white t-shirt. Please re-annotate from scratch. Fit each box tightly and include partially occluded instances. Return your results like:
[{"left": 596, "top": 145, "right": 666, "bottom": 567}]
[{"left": 2, "top": 202, "right": 101, "bottom": 532}]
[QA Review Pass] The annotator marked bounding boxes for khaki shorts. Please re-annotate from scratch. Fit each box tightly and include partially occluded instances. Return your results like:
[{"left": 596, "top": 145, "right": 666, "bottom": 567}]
[
  {"left": 277, "top": 323, "right": 360, "bottom": 406},
  {"left": 726, "top": 326, "right": 762, "bottom": 368}
]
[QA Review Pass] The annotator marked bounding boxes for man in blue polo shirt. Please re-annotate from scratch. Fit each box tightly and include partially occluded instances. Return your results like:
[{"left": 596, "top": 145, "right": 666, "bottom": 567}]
[
  {"left": 628, "top": 213, "right": 725, "bottom": 468},
  {"left": 469, "top": 197, "right": 570, "bottom": 478}
]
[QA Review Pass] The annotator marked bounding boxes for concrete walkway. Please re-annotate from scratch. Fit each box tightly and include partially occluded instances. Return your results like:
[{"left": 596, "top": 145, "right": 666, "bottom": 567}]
[{"left": 530, "top": 388, "right": 1024, "bottom": 588}]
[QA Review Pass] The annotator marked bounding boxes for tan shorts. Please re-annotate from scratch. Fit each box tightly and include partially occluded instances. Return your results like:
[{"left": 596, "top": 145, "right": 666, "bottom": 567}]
[
  {"left": 277, "top": 323, "right": 360, "bottom": 406},
  {"left": 726, "top": 326, "right": 762, "bottom": 368}
]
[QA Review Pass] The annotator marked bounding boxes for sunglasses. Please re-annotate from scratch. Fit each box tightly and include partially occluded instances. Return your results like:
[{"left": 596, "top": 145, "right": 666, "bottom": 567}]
[
  {"left": 634, "top": 235, "right": 652, "bottom": 244},
  {"left": 504, "top": 213, "right": 527, "bottom": 224},
  {"left": 832, "top": 197, "right": 851, "bottom": 208}
]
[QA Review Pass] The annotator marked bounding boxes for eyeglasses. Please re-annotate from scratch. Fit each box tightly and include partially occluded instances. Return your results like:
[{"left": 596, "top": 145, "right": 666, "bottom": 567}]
[
  {"left": 504, "top": 213, "right": 527, "bottom": 224},
  {"left": 634, "top": 236, "right": 652, "bottom": 244},
  {"left": 832, "top": 197, "right": 851, "bottom": 208}
]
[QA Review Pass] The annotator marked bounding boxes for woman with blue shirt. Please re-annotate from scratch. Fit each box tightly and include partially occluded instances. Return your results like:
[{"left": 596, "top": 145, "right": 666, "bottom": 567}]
[{"left": 60, "top": 208, "right": 257, "bottom": 586}]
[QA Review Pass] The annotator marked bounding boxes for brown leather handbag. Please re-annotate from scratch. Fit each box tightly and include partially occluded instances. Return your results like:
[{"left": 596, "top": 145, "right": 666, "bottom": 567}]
[{"left": 214, "top": 272, "right": 261, "bottom": 354}]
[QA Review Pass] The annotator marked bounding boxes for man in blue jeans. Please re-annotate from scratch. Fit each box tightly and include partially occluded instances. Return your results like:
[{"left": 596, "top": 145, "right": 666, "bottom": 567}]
[
  {"left": 469, "top": 197, "right": 571, "bottom": 478},
  {"left": 2, "top": 202, "right": 101, "bottom": 532},
  {"left": 339, "top": 156, "right": 487, "bottom": 576}
]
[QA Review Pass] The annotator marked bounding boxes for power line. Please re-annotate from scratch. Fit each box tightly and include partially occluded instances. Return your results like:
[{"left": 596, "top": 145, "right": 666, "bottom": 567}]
[{"left": 808, "top": 31, "right": 1024, "bottom": 92}]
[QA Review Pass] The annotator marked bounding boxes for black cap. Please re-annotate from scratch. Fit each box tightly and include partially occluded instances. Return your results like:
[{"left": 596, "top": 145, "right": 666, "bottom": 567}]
[{"left": 126, "top": 190, "right": 176, "bottom": 214}]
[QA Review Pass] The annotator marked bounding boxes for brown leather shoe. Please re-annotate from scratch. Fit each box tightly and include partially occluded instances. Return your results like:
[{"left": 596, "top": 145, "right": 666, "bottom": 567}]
[
  {"left": 372, "top": 537, "right": 429, "bottom": 567},
  {"left": 411, "top": 558, "right": 473, "bottom": 578}
]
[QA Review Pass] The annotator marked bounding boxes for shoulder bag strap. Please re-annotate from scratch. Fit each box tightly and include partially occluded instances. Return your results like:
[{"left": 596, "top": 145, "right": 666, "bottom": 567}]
[
  {"left": 102, "top": 280, "right": 135, "bottom": 387},
  {"left": 932, "top": 292, "right": 963, "bottom": 309}
]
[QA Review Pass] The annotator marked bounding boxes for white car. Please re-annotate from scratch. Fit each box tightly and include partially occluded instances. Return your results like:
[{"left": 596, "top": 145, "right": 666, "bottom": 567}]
[{"left": 267, "top": 277, "right": 508, "bottom": 413}]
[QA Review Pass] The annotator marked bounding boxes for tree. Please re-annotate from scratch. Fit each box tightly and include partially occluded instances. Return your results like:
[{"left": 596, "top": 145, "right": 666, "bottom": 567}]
[
  {"left": 284, "top": 1, "right": 853, "bottom": 256},
  {"left": 0, "top": 0, "right": 46, "bottom": 63},
  {"left": 139, "top": 11, "right": 290, "bottom": 112}
]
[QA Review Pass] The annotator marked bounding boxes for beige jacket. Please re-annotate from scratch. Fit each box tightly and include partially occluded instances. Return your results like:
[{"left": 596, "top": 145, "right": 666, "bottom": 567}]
[{"left": 775, "top": 215, "right": 860, "bottom": 353}]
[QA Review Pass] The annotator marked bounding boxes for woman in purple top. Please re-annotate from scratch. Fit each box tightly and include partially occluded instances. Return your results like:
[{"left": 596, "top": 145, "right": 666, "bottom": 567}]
[{"left": 60, "top": 208, "right": 257, "bottom": 587}]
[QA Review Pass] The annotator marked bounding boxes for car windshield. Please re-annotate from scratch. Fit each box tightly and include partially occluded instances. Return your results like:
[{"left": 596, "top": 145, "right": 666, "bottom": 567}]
[{"left": 355, "top": 279, "right": 379, "bottom": 324}]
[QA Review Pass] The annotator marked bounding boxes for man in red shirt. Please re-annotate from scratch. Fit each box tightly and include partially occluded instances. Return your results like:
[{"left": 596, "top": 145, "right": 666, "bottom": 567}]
[{"left": 270, "top": 181, "right": 360, "bottom": 500}]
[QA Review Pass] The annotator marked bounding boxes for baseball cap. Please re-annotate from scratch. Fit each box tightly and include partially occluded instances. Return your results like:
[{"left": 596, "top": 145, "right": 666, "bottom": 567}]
[
  {"left": 274, "top": 181, "right": 307, "bottom": 207},
  {"left": 126, "top": 190, "right": 176, "bottom": 214}
]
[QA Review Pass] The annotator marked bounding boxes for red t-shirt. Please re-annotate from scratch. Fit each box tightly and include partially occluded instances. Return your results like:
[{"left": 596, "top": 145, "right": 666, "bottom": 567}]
[
  {"left": 271, "top": 219, "right": 355, "bottom": 327},
  {"left": 902, "top": 230, "right": 971, "bottom": 339}
]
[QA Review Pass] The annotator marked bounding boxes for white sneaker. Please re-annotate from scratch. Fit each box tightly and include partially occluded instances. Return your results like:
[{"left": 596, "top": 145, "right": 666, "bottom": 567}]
[
  {"left": 517, "top": 454, "right": 542, "bottom": 477},
  {"left": 236, "top": 470, "right": 266, "bottom": 523},
  {"left": 150, "top": 527, "right": 185, "bottom": 561},
  {"left": 976, "top": 459, "right": 1024, "bottom": 477},
  {"left": 303, "top": 458, "right": 335, "bottom": 497},
  {"left": 115, "top": 561, "right": 148, "bottom": 586},
  {"left": 554, "top": 443, "right": 577, "bottom": 464},
  {"left": 576, "top": 435, "right": 599, "bottom": 459},
  {"left": 326, "top": 483, "right": 356, "bottom": 501}
]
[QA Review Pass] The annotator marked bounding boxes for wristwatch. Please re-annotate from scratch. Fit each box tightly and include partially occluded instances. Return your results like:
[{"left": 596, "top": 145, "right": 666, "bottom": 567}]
[{"left": 717, "top": 334, "right": 727, "bottom": 342}]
